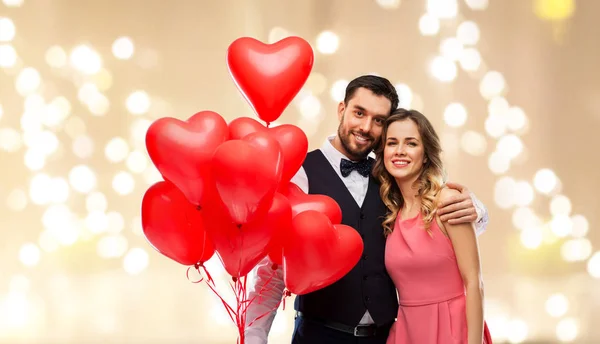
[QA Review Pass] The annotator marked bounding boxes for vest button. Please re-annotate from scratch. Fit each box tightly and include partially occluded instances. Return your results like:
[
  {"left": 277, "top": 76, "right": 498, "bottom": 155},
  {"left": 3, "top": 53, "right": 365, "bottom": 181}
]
[
  {"left": 363, "top": 254, "right": 368, "bottom": 260},
  {"left": 365, "top": 296, "right": 370, "bottom": 302},
  {"left": 363, "top": 275, "right": 368, "bottom": 281},
  {"left": 360, "top": 212, "right": 365, "bottom": 219}
]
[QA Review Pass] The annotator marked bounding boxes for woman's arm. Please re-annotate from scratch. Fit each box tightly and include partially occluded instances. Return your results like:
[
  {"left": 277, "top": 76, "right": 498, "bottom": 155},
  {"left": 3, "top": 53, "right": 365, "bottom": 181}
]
[{"left": 438, "top": 188, "right": 485, "bottom": 344}]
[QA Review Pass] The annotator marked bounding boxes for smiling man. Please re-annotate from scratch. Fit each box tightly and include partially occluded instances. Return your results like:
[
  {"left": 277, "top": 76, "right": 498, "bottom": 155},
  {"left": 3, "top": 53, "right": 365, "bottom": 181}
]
[{"left": 245, "top": 75, "right": 489, "bottom": 344}]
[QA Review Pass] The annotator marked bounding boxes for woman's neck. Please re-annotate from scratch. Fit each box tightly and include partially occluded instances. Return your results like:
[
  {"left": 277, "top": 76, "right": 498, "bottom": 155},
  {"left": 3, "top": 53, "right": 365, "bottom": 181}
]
[{"left": 397, "top": 178, "right": 421, "bottom": 217}]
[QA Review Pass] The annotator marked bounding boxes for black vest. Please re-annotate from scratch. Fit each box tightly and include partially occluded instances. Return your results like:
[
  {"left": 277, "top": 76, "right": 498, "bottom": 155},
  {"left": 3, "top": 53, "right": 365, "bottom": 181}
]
[{"left": 293, "top": 150, "right": 399, "bottom": 326}]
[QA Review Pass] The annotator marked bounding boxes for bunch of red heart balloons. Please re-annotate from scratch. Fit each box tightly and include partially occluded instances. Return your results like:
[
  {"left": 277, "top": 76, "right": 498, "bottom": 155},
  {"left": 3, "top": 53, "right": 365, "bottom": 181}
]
[{"left": 141, "top": 36, "right": 364, "bottom": 296}]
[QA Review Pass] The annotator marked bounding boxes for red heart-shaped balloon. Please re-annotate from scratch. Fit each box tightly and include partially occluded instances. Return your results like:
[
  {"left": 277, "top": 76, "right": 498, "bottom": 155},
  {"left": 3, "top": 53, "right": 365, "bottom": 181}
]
[
  {"left": 141, "top": 181, "right": 215, "bottom": 266},
  {"left": 283, "top": 211, "right": 363, "bottom": 295},
  {"left": 227, "top": 36, "right": 314, "bottom": 124},
  {"left": 211, "top": 131, "right": 283, "bottom": 224},
  {"left": 229, "top": 117, "right": 308, "bottom": 186},
  {"left": 203, "top": 193, "right": 292, "bottom": 277},
  {"left": 146, "top": 111, "right": 228, "bottom": 206},
  {"left": 285, "top": 183, "right": 342, "bottom": 224}
]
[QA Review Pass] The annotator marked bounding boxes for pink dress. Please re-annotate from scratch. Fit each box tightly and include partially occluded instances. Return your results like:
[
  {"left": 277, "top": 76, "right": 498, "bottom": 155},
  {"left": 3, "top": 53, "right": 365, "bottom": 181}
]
[{"left": 385, "top": 213, "right": 492, "bottom": 344}]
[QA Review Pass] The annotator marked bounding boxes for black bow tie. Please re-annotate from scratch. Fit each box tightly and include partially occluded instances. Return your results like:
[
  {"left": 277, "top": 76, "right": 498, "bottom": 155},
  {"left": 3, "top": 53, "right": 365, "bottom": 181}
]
[{"left": 340, "top": 158, "right": 373, "bottom": 178}]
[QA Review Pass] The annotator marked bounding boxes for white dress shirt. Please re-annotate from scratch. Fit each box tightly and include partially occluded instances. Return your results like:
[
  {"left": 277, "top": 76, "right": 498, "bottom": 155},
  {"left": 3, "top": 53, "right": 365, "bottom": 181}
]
[{"left": 244, "top": 135, "right": 489, "bottom": 344}]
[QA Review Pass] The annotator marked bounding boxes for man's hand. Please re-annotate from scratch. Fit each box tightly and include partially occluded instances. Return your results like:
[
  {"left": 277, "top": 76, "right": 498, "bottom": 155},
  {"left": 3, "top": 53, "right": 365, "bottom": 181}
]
[{"left": 438, "top": 182, "right": 477, "bottom": 224}]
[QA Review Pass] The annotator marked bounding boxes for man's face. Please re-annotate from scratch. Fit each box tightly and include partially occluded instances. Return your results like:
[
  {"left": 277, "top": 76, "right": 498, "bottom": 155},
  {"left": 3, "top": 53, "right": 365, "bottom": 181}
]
[{"left": 335, "top": 87, "right": 392, "bottom": 160}]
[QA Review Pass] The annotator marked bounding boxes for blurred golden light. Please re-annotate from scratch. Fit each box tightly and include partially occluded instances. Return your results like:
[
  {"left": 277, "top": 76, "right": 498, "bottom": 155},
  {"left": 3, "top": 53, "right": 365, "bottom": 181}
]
[
  {"left": 418, "top": 13, "right": 440, "bottom": 36},
  {"left": 0, "top": 44, "right": 18, "bottom": 67},
  {"left": 426, "top": 0, "right": 458, "bottom": 19},
  {"left": 297, "top": 93, "right": 322, "bottom": 119},
  {"left": 45, "top": 45, "right": 67, "bottom": 69},
  {"left": 296, "top": 117, "right": 321, "bottom": 138},
  {"left": 488, "top": 151, "right": 511, "bottom": 175},
  {"left": 304, "top": 73, "right": 327, "bottom": 95},
  {"left": 44, "top": 96, "right": 72, "bottom": 127},
  {"left": 484, "top": 114, "right": 507, "bottom": 138},
  {"left": 142, "top": 165, "right": 162, "bottom": 185},
  {"left": 126, "top": 150, "right": 148, "bottom": 173},
  {"left": 112, "top": 36, "right": 135, "bottom": 60},
  {"left": 512, "top": 207, "right": 541, "bottom": 230},
  {"left": 316, "top": 31, "right": 339, "bottom": 55},
  {"left": 2, "top": 0, "right": 24, "bottom": 7},
  {"left": 556, "top": 317, "right": 578, "bottom": 342},
  {"left": 521, "top": 226, "right": 543, "bottom": 249},
  {"left": 123, "top": 248, "right": 149, "bottom": 275},
  {"left": 86, "top": 191, "right": 108, "bottom": 213},
  {"left": 38, "top": 229, "right": 60, "bottom": 252},
  {"left": 24, "top": 149, "right": 46, "bottom": 171},
  {"left": 68, "top": 165, "right": 97, "bottom": 194},
  {"left": 6, "top": 189, "right": 27, "bottom": 211},
  {"left": 0, "top": 127, "right": 23, "bottom": 152},
  {"left": 561, "top": 238, "right": 592, "bottom": 262},
  {"left": 15, "top": 67, "right": 42, "bottom": 96},
  {"left": 494, "top": 176, "right": 516, "bottom": 208},
  {"left": 534, "top": 168, "right": 559, "bottom": 194},
  {"left": 92, "top": 68, "right": 114, "bottom": 91},
  {"left": 550, "top": 194, "right": 572, "bottom": 216},
  {"left": 268, "top": 27, "right": 292, "bottom": 44},
  {"left": 72, "top": 134, "right": 95, "bottom": 159},
  {"left": 443, "top": 102, "right": 467, "bottom": 127},
  {"left": 459, "top": 47, "right": 482, "bottom": 72},
  {"left": 506, "top": 318, "right": 529, "bottom": 343},
  {"left": 457, "top": 21, "right": 480, "bottom": 45},
  {"left": 440, "top": 37, "right": 463, "bottom": 61},
  {"left": 0, "top": 103, "right": 3, "bottom": 120},
  {"left": 64, "top": 116, "right": 87, "bottom": 138},
  {"left": 69, "top": 44, "right": 102, "bottom": 75},
  {"left": 29, "top": 173, "right": 53, "bottom": 205},
  {"left": 376, "top": 0, "right": 401, "bottom": 9},
  {"left": 411, "top": 94, "right": 424, "bottom": 112},
  {"left": 545, "top": 293, "right": 569, "bottom": 317},
  {"left": 570, "top": 214, "right": 589, "bottom": 238},
  {"left": 106, "top": 211, "right": 125, "bottom": 234},
  {"left": 126, "top": 90, "right": 151, "bottom": 115},
  {"left": 514, "top": 181, "right": 535, "bottom": 207},
  {"left": 97, "top": 235, "right": 129, "bottom": 259},
  {"left": 49, "top": 177, "right": 70, "bottom": 204},
  {"left": 534, "top": 0, "right": 575, "bottom": 21},
  {"left": 9, "top": 275, "right": 30, "bottom": 293},
  {"left": 461, "top": 131, "right": 487, "bottom": 156},
  {"left": 465, "top": 0, "right": 489, "bottom": 10},
  {"left": 507, "top": 106, "right": 528, "bottom": 132},
  {"left": 587, "top": 251, "right": 600, "bottom": 279},
  {"left": 105, "top": 137, "right": 130, "bottom": 163},
  {"left": 551, "top": 215, "right": 573, "bottom": 238},
  {"left": 78, "top": 82, "right": 100, "bottom": 103},
  {"left": 85, "top": 211, "right": 109, "bottom": 234},
  {"left": 394, "top": 83, "right": 413, "bottom": 108},
  {"left": 429, "top": 56, "right": 457, "bottom": 82},
  {"left": 496, "top": 134, "right": 523, "bottom": 159},
  {"left": 112, "top": 171, "right": 135, "bottom": 195},
  {"left": 131, "top": 216, "right": 143, "bottom": 236},
  {"left": 479, "top": 71, "right": 506, "bottom": 99},
  {"left": 330, "top": 79, "right": 348, "bottom": 102},
  {"left": 0, "top": 17, "right": 16, "bottom": 42},
  {"left": 88, "top": 93, "right": 110, "bottom": 116},
  {"left": 19, "top": 243, "right": 41, "bottom": 267}
]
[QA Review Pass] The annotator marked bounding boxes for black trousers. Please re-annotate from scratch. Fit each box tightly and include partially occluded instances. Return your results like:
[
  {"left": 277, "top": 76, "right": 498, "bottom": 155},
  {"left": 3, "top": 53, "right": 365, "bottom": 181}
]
[{"left": 291, "top": 316, "right": 391, "bottom": 344}]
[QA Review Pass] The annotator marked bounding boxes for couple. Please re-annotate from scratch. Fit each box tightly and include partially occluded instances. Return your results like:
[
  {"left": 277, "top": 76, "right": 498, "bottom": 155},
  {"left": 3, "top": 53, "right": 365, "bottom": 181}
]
[{"left": 245, "top": 75, "right": 492, "bottom": 343}]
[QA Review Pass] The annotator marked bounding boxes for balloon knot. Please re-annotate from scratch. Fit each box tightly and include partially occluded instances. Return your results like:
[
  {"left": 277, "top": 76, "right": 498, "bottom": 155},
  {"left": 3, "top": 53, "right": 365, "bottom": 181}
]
[
  {"left": 237, "top": 224, "right": 242, "bottom": 229},
  {"left": 194, "top": 261, "right": 202, "bottom": 270},
  {"left": 271, "top": 263, "right": 278, "bottom": 270},
  {"left": 232, "top": 276, "right": 238, "bottom": 282},
  {"left": 196, "top": 205, "right": 202, "bottom": 211},
  {"left": 284, "top": 289, "right": 292, "bottom": 297}
]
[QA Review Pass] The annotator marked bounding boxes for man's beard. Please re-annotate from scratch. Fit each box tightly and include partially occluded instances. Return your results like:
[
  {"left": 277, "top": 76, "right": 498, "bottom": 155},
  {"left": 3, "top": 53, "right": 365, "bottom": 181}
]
[{"left": 337, "top": 124, "right": 377, "bottom": 160}]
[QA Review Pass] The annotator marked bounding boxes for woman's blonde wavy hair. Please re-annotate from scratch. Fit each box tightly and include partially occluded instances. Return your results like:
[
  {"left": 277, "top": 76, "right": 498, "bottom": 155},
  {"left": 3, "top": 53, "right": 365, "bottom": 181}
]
[{"left": 372, "top": 108, "right": 447, "bottom": 236}]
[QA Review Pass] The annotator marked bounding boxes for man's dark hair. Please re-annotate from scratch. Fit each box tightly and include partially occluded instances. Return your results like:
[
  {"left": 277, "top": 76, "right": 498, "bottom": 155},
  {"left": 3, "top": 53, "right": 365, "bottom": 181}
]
[{"left": 343, "top": 75, "right": 399, "bottom": 113}]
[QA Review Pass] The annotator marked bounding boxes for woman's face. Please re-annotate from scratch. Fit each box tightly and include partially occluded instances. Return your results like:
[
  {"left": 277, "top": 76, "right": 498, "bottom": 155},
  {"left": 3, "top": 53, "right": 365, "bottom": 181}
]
[{"left": 383, "top": 119, "right": 426, "bottom": 184}]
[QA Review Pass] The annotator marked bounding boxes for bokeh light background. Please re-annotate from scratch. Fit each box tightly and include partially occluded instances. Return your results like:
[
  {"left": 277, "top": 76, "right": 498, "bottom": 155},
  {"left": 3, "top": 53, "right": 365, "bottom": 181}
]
[{"left": 0, "top": 0, "right": 598, "bottom": 343}]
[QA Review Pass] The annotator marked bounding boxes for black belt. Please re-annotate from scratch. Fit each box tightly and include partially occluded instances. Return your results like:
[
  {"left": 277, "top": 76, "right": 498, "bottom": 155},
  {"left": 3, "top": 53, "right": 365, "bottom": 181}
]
[{"left": 295, "top": 311, "right": 392, "bottom": 337}]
